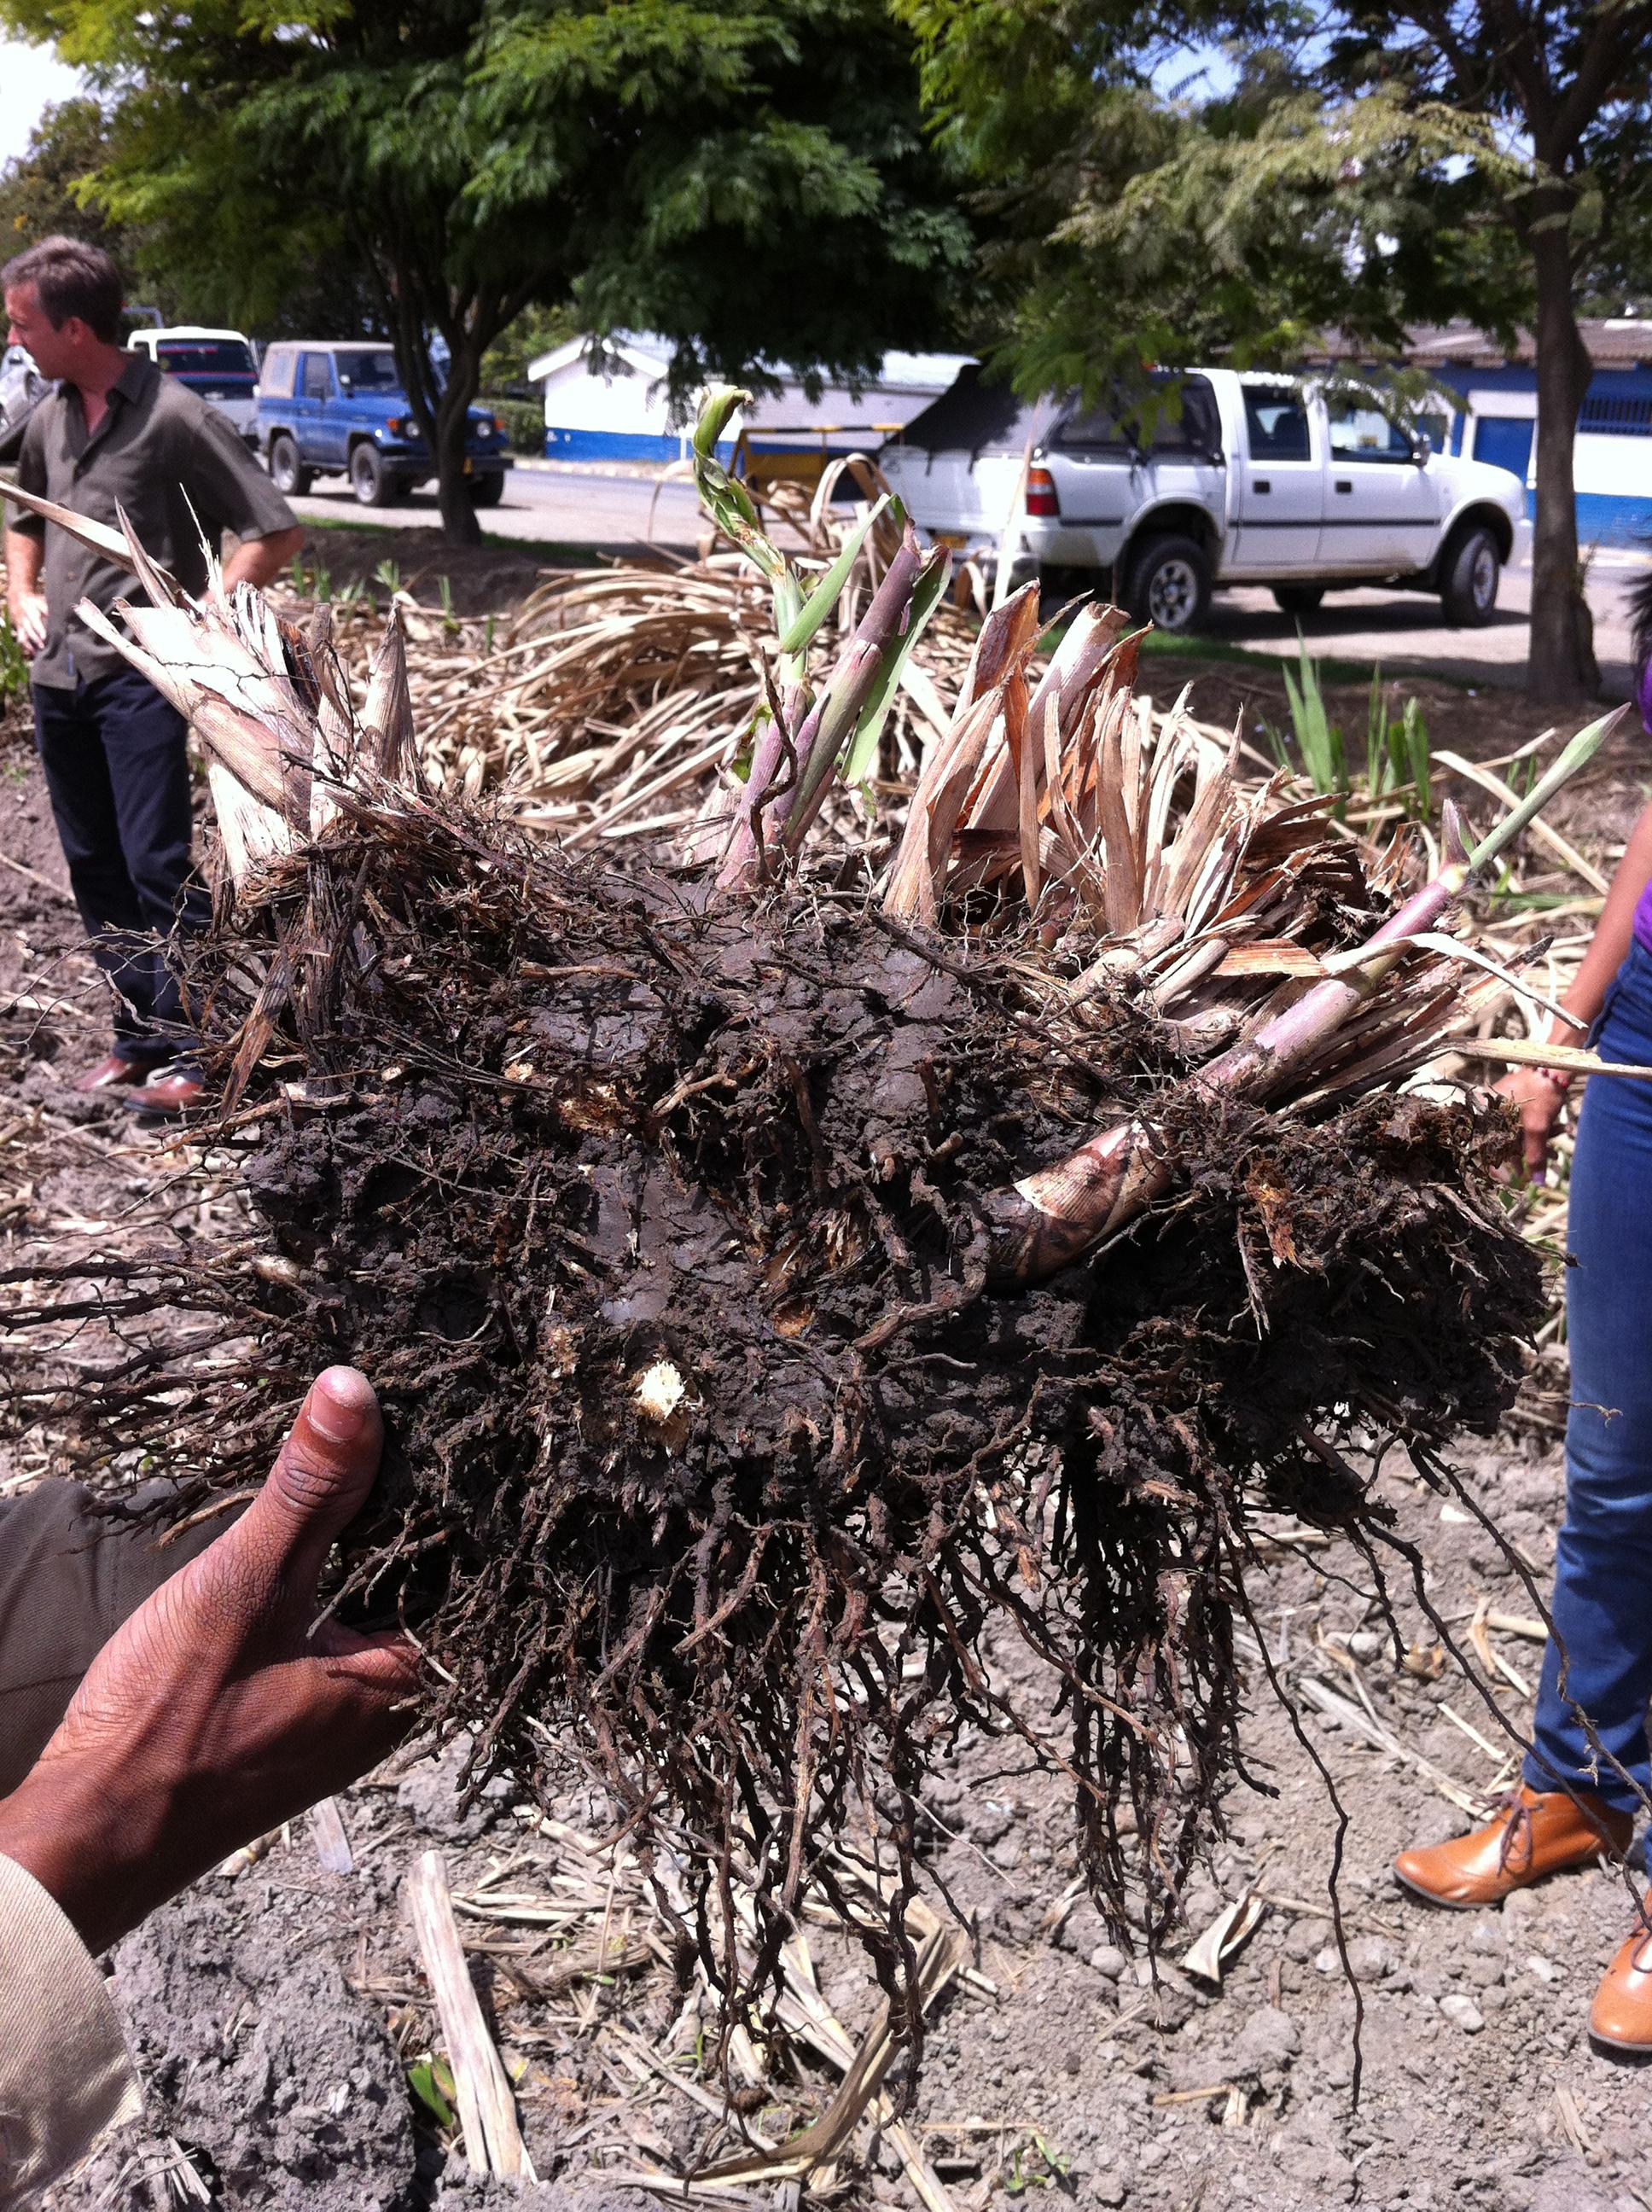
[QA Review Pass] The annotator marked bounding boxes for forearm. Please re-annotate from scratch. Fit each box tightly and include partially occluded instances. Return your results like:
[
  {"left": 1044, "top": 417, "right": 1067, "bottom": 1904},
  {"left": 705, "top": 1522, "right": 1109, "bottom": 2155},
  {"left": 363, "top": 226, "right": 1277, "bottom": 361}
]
[
  {"left": 1544, "top": 803, "right": 1652, "bottom": 1043},
  {"left": 5, "top": 527, "right": 41, "bottom": 609},
  {"left": 223, "top": 525, "right": 304, "bottom": 591}
]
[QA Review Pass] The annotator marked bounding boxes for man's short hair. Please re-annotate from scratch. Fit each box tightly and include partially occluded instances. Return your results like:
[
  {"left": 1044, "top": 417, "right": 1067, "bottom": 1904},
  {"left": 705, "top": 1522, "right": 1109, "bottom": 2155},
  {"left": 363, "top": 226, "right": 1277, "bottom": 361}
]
[{"left": 1, "top": 236, "right": 123, "bottom": 343}]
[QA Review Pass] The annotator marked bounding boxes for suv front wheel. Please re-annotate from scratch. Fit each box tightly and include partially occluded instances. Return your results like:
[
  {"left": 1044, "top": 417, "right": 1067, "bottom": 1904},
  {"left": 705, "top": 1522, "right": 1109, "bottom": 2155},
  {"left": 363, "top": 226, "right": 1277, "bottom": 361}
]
[
  {"left": 350, "top": 443, "right": 398, "bottom": 508},
  {"left": 268, "top": 434, "right": 311, "bottom": 498},
  {"left": 1126, "top": 535, "right": 1212, "bottom": 634},
  {"left": 1439, "top": 524, "right": 1502, "bottom": 627}
]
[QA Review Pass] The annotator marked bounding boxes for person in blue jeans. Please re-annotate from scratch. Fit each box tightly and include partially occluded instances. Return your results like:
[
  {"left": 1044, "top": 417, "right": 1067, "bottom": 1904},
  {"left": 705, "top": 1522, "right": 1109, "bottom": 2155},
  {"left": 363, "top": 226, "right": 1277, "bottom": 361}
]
[
  {"left": 1395, "top": 570, "right": 1652, "bottom": 2050},
  {"left": 2, "top": 235, "right": 301, "bottom": 1113}
]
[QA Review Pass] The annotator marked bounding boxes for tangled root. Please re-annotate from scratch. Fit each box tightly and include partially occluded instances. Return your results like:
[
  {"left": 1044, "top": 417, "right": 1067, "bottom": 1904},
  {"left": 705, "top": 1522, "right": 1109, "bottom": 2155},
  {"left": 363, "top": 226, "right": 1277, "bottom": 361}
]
[{"left": 15, "top": 791, "right": 1544, "bottom": 2050}]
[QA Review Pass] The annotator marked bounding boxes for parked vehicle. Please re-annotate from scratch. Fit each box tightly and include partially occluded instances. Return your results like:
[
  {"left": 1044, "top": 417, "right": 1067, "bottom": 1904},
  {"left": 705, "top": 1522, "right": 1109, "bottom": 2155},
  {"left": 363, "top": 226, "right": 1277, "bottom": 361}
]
[
  {"left": 254, "top": 342, "right": 513, "bottom": 507},
  {"left": 129, "top": 326, "right": 260, "bottom": 445},
  {"left": 0, "top": 343, "right": 46, "bottom": 465},
  {"left": 869, "top": 365, "right": 1046, "bottom": 556},
  {"left": 881, "top": 368, "right": 1530, "bottom": 632}
]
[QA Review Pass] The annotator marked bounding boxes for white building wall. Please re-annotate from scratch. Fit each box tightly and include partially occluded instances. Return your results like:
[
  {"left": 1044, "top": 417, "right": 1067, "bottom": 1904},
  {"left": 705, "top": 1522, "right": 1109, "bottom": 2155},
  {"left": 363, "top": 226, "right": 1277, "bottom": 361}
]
[{"left": 529, "top": 336, "right": 969, "bottom": 462}]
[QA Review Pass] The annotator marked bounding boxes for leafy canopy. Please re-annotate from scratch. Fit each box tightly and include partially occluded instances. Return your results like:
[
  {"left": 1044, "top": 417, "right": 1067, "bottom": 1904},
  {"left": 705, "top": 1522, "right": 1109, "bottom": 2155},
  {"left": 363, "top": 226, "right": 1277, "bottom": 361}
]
[{"left": 2, "top": 0, "right": 973, "bottom": 400}]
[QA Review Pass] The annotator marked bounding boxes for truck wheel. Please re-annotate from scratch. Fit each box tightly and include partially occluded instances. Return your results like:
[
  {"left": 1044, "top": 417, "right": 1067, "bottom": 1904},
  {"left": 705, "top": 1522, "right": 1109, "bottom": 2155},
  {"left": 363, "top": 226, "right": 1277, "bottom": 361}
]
[
  {"left": 350, "top": 444, "right": 395, "bottom": 507},
  {"left": 1440, "top": 525, "right": 1501, "bottom": 627},
  {"left": 1272, "top": 584, "right": 1324, "bottom": 616},
  {"left": 268, "top": 435, "right": 311, "bottom": 498},
  {"left": 1126, "top": 536, "right": 1211, "bottom": 634},
  {"left": 468, "top": 474, "right": 505, "bottom": 509}
]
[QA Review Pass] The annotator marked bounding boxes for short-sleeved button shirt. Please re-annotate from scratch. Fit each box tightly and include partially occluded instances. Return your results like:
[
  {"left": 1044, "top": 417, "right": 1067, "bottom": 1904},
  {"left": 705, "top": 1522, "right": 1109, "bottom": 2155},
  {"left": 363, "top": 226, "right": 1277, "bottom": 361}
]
[{"left": 8, "top": 352, "right": 297, "bottom": 690}]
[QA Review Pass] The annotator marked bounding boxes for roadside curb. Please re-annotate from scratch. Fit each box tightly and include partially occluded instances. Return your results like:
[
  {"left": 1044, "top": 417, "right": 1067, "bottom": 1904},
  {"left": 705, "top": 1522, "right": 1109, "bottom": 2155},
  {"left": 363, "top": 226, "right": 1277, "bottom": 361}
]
[{"left": 512, "top": 455, "right": 675, "bottom": 482}]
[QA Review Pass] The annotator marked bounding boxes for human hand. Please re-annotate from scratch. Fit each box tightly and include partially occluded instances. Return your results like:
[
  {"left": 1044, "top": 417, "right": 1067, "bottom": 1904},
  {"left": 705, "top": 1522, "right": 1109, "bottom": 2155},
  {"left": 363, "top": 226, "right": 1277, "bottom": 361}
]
[
  {"left": 0, "top": 1368, "right": 418, "bottom": 1953},
  {"left": 1495, "top": 1063, "right": 1571, "bottom": 1182},
  {"left": 9, "top": 588, "right": 47, "bottom": 655}
]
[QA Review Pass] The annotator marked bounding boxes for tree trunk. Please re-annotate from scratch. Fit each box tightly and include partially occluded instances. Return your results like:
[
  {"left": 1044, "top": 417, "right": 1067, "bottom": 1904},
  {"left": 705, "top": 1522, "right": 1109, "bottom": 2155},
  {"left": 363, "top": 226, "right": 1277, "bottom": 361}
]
[
  {"left": 434, "top": 384, "right": 483, "bottom": 549},
  {"left": 1526, "top": 203, "right": 1597, "bottom": 705}
]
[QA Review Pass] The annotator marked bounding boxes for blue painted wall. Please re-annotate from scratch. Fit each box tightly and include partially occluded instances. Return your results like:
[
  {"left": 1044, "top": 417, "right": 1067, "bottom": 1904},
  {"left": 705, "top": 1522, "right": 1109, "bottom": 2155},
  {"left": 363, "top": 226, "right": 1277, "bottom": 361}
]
[
  {"left": 544, "top": 427, "right": 687, "bottom": 462},
  {"left": 1426, "top": 363, "right": 1652, "bottom": 547}
]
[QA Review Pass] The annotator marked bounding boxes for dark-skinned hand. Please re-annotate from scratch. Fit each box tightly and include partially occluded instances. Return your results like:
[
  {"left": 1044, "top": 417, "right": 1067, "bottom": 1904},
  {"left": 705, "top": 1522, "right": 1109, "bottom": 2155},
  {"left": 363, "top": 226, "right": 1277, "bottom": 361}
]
[{"left": 0, "top": 1367, "right": 418, "bottom": 1953}]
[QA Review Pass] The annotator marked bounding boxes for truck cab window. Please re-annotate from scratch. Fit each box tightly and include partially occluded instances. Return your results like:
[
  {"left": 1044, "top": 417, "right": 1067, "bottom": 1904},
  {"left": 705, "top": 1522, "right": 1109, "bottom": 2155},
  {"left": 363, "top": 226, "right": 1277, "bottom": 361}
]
[
  {"left": 1242, "top": 389, "right": 1311, "bottom": 462},
  {"left": 1326, "top": 394, "right": 1414, "bottom": 462},
  {"left": 1057, "top": 376, "right": 1219, "bottom": 460},
  {"left": 301, "top": 355, "right": 333, "bottom": 402}
]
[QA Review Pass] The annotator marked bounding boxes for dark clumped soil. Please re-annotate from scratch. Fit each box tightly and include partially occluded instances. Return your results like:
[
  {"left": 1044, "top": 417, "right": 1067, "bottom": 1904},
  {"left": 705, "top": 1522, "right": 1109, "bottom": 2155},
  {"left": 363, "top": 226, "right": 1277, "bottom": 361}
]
[
  {"left": 10, "top": 769, "right": 1543, "bottom": 2046},
  {"left": 5, "top": 742, "right": 1639, "bottom": 2212}
]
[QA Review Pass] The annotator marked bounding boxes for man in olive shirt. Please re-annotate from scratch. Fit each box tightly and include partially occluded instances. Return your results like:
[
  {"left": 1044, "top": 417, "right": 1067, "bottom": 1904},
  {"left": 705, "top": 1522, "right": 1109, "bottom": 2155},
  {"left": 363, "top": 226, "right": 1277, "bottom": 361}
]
[{"left": 3, "top": 236, "right": 303, "bottom": 1113}]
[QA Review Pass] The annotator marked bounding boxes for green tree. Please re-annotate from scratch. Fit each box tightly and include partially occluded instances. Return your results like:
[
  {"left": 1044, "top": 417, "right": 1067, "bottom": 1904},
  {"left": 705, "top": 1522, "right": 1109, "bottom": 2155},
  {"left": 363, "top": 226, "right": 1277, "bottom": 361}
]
[
  {"left": 7, "top": 1, "right": 971, "bottom": 546},
  {"left": 899, "top": 0, "right": 1652, "bottom": 705},
  {"left": 0, "top": 96, "right": 147, "bottom": 288}
]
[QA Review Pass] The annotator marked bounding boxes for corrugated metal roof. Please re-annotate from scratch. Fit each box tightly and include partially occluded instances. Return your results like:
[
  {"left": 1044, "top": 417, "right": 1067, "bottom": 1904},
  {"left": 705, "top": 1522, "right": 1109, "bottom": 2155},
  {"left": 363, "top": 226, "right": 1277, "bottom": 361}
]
[{"left": 1312, "top": 320, "right": 1652, "bottom": 370}]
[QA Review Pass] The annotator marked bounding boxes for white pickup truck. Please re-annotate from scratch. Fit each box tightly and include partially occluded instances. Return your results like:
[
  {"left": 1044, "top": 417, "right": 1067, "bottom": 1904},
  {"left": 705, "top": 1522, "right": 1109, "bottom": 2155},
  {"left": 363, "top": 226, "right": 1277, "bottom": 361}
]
[{"left": 879, "top": 366, "right": 1530, "bottom": 633}]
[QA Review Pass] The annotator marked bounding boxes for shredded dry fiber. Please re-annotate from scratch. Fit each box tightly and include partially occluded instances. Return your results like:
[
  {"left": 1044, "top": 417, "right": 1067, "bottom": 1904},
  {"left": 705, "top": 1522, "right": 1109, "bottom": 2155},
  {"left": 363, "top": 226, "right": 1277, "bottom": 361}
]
[{"left": 20, "top": 777, "right": 1539, "bottom": 2045}]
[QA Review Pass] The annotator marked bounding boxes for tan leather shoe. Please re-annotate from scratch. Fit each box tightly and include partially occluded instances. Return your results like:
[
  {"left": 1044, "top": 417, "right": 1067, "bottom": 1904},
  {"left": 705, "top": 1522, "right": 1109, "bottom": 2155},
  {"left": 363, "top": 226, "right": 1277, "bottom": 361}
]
[
  {"left": 1591, "top": 1923, "right": 1652, "bottom": 2051},
  {"left": 75, "top": 1051, "right": 154, "bottom": 1093},
  {"left": 1393, "top": 1785, "right": 1631, "bottom": 1909},
  {"left": 123, "top": 1068, "right": 206, "bottom": 1117}
]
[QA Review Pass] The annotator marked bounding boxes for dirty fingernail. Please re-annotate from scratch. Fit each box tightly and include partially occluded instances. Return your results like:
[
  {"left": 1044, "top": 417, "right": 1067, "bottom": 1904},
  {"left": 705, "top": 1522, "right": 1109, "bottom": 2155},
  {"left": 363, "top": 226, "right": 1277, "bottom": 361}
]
[{"left": 307, "top": 1365, "right": 375, "bottom": 1442}]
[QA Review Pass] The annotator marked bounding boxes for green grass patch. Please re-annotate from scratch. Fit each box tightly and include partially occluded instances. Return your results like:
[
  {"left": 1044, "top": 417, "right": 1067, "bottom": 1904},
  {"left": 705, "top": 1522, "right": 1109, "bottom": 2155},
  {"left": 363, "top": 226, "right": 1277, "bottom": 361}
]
[{"left": 1140, "top": 628, "right": 1383, "bottom": 687}]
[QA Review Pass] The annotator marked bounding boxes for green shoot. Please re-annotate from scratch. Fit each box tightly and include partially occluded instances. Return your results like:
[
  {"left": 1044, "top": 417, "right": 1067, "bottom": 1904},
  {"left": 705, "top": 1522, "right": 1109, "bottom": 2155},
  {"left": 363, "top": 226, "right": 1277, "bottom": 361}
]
[
  {"left": 777, "top": 494, "right": 890, "bottom": 657},
  {"left": 1279, "top": 630, "right": 1347, "bottom": 804},
  {"left": 1465, "top": 707, "right": 1625, "bottom": 876},
  {"left": 840, "top": 540, "right": 950, "bottom": 792},
  {"left": 406, "top": 2056, "right": 457, "bottom": 2129}
]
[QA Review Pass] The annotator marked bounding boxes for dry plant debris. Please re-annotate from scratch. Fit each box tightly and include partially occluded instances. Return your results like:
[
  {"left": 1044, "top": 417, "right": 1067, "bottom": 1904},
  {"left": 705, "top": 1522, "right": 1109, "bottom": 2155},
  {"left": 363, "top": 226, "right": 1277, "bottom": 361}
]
[{"left": 0, "top": 410, "right": 1606, "bottom": 2081}]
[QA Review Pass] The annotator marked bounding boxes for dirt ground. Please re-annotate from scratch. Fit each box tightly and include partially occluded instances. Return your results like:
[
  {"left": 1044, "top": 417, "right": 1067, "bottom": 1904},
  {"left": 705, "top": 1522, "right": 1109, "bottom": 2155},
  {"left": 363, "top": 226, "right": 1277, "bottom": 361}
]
[
  {"left": 290, "top": 525, "right": 604, "bottom": 617},
  {"left": 3, "top": 653, "right": 1651, "bottom": 2212}
]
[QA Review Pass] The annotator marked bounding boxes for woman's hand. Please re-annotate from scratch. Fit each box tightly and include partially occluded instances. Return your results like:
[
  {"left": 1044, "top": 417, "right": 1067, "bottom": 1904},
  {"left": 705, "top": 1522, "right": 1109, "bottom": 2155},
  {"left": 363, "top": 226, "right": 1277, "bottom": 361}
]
[{"left": 1495, "top": 1063, "right": 1572, "bottom": 1182}]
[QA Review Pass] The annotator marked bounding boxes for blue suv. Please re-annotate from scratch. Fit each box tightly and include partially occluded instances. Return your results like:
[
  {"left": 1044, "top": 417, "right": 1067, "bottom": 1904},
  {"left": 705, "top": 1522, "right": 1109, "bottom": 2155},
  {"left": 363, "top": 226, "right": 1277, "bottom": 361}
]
[{"left": 256, "top": 342, "right": 513, "bottom": 508}]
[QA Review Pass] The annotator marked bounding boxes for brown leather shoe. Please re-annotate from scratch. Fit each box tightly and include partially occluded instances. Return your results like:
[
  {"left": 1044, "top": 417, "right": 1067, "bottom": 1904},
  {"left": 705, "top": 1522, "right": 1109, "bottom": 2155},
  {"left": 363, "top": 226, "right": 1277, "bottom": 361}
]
[
  {"left": 123, "top": 1068, "right": 206, "bottom": 1116},
  {"left": 1591, "top": 1922, "right": 1652, "bottom": 2051},
  {"left": 1393, "top": 1784, "right": 1631, "bottom": 1910},
  {"left": 75, "top": 1051, "right": 154, "bottom": 1093}
]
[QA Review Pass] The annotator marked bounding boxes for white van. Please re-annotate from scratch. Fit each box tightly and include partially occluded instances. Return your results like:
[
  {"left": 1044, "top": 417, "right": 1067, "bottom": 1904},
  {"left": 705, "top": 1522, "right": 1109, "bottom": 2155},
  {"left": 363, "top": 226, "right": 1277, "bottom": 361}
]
[{"left": 128, "top": 326, "right": 260, "bottom": 445}]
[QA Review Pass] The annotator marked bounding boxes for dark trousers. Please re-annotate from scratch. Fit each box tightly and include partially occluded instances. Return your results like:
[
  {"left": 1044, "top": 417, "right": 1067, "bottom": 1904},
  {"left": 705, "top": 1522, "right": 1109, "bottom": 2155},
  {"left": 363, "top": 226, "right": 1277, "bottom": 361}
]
[
  {"left": 1525, "top": 939, "right": 1652, "bottom": 1811},
  {"left": 32, "top": 668, "right": 207, "bottom": 1061},
  {"left": 0, "top": 1482, "right": 228, "bottom": 1795}
]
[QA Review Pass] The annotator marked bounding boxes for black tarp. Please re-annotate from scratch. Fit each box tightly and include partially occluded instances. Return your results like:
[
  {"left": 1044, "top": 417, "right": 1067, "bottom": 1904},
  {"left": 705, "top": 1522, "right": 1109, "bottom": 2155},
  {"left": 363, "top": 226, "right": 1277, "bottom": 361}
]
[{"left": 880, "top": 364, "right": 1043, "bottom": 460}]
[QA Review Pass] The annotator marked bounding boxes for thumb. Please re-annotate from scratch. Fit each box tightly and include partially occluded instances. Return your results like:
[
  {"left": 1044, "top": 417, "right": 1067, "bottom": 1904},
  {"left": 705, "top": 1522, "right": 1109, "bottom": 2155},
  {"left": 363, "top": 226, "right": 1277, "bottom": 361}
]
[{"left": 224, "top": 1367, "right": 384, "bottom": 1608}]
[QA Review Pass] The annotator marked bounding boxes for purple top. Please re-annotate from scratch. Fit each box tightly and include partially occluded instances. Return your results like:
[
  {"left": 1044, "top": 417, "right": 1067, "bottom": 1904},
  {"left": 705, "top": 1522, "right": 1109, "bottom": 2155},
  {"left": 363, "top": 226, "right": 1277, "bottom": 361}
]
[{"left": 1635, "top": 656, "right": 1652, "bottom": 954}]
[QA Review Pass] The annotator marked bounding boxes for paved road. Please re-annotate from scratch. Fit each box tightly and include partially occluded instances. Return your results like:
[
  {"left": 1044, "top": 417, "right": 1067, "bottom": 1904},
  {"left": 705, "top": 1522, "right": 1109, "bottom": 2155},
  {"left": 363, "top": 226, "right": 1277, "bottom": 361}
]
[
  {"left": 290, "top": 464, "right": 1647, "bottom": 696},
  {"left": 1203, "top": 546, "right": 1643, "bottom": 697},
  {"left": 290, "top": 463, "right": 706, "bottom": 560}
]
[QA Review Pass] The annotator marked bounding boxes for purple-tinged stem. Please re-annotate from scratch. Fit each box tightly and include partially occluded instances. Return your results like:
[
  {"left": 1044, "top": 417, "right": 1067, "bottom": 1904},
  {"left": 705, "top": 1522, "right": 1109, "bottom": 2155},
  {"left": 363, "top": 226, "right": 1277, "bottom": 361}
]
[{"left": 714, "top": 528, "right": 927, "bottom": 892}]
